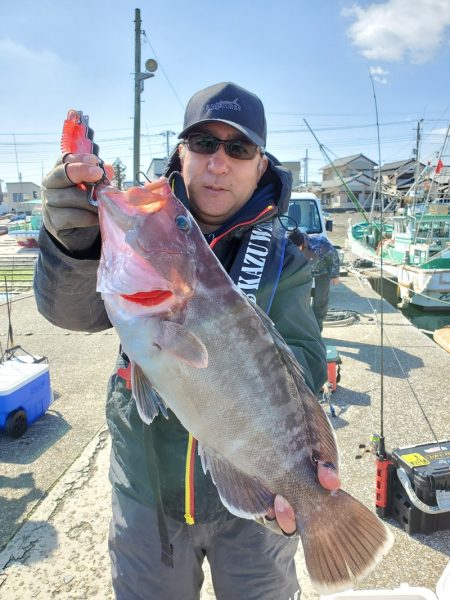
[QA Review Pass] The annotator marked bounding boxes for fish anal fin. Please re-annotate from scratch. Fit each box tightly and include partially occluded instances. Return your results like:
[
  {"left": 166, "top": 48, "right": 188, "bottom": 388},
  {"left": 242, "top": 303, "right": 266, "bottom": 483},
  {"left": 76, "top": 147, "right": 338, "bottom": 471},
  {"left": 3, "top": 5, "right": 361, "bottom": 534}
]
[
  {"left": 154, "top": 320, "right": 208, "bottom": 369},
  {"left": 131, "top": 362, "right": 168, "bottom": 424},
  {"left": 198, "top": 443, "right": 274, "bottom": 519},
  {"left": 300, "top": 489, "right": 393, "bottom": 594}
]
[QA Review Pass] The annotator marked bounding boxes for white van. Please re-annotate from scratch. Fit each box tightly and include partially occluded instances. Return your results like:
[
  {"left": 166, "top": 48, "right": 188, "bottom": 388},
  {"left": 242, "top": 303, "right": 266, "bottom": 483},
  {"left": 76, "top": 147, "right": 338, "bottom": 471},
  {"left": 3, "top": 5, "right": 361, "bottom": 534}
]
[{"left": 286, "top": 192, "right": 333, "bottom": 237}]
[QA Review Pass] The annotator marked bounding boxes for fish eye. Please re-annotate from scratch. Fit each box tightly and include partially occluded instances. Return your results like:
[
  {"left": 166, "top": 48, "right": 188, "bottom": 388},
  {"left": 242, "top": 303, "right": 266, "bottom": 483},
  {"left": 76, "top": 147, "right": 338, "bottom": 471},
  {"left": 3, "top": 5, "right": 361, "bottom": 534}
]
[{"left": 175, "top": 215, "right": 191, "bottom": 231}]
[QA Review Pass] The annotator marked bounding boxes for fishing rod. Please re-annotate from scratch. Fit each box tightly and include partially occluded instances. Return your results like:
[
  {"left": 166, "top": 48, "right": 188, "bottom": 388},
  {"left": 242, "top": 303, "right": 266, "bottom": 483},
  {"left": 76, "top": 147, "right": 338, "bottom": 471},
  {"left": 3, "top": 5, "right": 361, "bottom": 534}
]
[
  {"left": 369, "top": 72, "right": 386, "bottom": 460},
  {"left": 368, "top": 73, "right": 392, "bottom": 517},
  {"left": 303, "top": 119, "right": 369, "bottom": 223},
  {"left": 5, "top": 276, "right": 14, "bottom": 350}
]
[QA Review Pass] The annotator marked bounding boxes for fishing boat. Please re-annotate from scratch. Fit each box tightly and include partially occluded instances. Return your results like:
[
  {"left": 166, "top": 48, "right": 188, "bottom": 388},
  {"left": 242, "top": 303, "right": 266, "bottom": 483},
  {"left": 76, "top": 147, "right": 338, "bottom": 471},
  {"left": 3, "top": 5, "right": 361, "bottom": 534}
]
[
  {"left": 7, "top": 202, "right": 42, "bottom": 248},
  {"left": 347, "top": 123, "right": 450, "bottom": 311},
  {"left": 348, "top": 202, "right": 450, "bottom": 310}
]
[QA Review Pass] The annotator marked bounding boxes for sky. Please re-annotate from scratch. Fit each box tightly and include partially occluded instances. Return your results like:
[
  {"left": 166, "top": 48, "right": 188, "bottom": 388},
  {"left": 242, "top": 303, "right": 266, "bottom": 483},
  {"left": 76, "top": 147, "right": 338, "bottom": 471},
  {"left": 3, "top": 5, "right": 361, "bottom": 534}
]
[{"left": 1, "top": 0, "right": 450, "bottom": 189}]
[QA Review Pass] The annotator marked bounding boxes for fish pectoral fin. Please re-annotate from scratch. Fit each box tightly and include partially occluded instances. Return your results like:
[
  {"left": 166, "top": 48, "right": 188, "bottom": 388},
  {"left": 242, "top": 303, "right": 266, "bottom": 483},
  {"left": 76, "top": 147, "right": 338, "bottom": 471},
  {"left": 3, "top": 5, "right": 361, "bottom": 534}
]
[
  {"left": 198, "top": 443, "right": 274, "bottom": 519},
  {"left": 154, "top": 320, "right": 208, "bottom": 369},
  {"left": 131, "top": 362, "right": 168, "bottom": 424}
]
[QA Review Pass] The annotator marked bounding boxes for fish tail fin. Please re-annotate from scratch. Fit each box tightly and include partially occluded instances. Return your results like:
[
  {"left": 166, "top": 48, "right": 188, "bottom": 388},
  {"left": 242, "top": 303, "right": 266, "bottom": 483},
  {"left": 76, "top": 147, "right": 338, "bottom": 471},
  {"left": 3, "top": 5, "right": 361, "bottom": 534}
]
[{"left": 300, "top": 490, "right": 393, "bottom": 595}]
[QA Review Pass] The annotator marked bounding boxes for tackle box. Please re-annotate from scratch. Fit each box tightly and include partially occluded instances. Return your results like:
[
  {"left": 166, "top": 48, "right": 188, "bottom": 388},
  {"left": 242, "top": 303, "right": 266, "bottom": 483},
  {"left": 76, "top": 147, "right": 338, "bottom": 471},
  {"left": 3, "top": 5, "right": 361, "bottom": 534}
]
[
  {"left": 326, "top": 345, "right": 341, "bottom": 392},
  {"left": 384, "top": 441, "right": 450, "bottom": 535},
  {"left": 0, "top": 354, "right": 53, "bottom": 437}
]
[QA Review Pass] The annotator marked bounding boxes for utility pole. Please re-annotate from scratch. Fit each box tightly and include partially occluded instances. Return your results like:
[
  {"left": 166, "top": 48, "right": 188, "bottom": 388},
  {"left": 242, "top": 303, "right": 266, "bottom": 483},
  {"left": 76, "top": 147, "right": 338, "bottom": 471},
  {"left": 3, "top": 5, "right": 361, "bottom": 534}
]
[
  {"left": 159, "top": 130, "right": 176, "bottom": 161},
  {"left": 133, "top": 8, "right": 157, "bottom": 183},
  {"left": 303, "top": 149, "right": 309, "bottom": 186}
]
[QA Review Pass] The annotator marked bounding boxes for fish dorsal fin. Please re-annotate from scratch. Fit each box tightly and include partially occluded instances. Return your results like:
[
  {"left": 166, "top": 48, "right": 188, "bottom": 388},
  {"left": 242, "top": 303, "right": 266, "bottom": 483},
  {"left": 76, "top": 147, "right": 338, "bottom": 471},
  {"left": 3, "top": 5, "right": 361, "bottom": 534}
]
[
  {"left": 154, "top": 320, "right": 208, "bottom": 369},
  {"left": 131, "top": 362, "right": 168, "bottom": 424},
  {"left": 198, "top": 443, "right": 274, "bottom": 519},
  {"left": 252, "top": 302, "right": 339, "bottom": 472}
]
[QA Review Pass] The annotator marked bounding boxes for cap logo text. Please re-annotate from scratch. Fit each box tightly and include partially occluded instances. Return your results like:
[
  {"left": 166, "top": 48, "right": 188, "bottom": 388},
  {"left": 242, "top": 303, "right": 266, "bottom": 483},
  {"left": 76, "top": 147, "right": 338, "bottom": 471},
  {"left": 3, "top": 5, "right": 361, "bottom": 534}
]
[{"left": 205, "top": 98, "right": 241, "bottom": 112}]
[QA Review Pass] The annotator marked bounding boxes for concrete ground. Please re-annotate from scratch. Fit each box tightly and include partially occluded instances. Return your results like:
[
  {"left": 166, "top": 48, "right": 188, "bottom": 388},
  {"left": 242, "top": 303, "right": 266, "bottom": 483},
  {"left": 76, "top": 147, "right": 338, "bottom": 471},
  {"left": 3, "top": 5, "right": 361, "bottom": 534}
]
[{"left": 0, "top": 229, "right": 449, "bottom": 599}]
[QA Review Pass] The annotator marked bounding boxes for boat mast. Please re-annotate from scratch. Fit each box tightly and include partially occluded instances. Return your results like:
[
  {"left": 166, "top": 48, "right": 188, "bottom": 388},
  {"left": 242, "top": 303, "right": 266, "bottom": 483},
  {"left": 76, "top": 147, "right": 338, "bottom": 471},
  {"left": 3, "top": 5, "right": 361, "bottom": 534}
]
[{"left": 412, "top": 120, "right": 423, "bottom": 212}]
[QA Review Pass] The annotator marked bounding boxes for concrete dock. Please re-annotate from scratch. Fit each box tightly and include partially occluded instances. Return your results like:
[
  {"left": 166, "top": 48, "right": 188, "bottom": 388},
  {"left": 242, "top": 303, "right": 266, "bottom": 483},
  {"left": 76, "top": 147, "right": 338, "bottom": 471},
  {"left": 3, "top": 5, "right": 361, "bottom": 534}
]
[{"left": 0, "top": 240, "right": 449, "bottom": 598}]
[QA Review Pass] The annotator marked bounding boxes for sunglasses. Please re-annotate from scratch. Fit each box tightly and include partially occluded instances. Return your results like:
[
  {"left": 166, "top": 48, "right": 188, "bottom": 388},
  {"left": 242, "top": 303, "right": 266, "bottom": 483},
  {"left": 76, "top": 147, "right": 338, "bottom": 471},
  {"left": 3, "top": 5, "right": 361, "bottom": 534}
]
[{"left": 184, "top": 133, "right": 261, "bottom": 160}]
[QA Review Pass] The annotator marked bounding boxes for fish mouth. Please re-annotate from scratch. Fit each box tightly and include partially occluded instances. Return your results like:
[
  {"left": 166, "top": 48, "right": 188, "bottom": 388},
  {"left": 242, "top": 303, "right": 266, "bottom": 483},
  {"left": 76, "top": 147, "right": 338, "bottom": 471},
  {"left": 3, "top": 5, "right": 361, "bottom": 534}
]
[{"left": 120, "top": 290, "right": 173, "bottom": 307}]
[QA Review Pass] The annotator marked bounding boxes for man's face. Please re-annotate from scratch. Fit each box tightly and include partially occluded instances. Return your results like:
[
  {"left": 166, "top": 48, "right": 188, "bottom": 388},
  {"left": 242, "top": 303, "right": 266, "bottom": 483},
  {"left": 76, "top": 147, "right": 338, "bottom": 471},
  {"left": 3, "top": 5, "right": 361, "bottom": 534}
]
[{"left": 180, "top": 122, "right": 267, "bottom": 232}]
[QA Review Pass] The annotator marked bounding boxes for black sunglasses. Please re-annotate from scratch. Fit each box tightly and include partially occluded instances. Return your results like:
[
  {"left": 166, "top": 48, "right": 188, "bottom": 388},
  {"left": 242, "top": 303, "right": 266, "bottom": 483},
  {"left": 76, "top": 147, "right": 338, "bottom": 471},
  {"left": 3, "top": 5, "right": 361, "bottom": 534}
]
[{"left": 184, "top": 133, "right": 261, "bottom": 160}]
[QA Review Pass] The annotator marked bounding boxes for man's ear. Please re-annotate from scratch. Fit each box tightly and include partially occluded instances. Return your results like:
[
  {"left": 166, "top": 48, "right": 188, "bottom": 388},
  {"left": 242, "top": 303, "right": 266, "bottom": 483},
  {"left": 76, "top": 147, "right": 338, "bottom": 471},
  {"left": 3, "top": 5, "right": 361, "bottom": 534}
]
[
  {"left": 257, "top": 155, "right": 268, "bottom": 181},
  {"left": 178, "top": 144, "right": 185, "bottom": 170}
]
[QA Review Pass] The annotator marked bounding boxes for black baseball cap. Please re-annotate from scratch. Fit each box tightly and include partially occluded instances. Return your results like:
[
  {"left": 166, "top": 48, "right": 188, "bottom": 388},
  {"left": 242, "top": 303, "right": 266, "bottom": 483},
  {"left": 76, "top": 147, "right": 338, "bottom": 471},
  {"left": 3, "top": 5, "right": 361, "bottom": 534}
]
[{"left": 178, "top": 82, "right": 267, "bottom": 148}]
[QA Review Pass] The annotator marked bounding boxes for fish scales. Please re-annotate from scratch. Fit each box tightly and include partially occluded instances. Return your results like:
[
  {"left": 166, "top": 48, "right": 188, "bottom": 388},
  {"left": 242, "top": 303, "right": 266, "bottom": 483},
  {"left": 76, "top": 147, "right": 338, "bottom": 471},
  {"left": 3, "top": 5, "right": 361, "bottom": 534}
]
[{"left": 94, "top": 178, "right": 393, "bottom": 595}]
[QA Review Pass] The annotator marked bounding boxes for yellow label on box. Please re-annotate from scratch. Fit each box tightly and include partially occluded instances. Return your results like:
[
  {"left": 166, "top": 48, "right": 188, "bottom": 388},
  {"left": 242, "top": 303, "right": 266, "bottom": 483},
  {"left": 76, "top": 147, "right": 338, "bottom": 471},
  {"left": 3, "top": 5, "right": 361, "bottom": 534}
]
[{"left": 401, "top": 453, "right": 431, "bottom": 467}]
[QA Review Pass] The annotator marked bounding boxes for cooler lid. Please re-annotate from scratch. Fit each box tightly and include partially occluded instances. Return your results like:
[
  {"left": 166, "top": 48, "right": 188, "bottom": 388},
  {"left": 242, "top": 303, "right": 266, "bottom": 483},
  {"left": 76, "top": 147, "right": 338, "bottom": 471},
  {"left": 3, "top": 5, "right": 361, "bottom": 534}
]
[
  {"left": 0, "top": 357, "right": 49, "bottom": 395},
  {"left": 326, "top": 345, "right": 340, "bottom": 363},
  {"left": 436, "top": 559, "right": 450, "bottom": 600}
]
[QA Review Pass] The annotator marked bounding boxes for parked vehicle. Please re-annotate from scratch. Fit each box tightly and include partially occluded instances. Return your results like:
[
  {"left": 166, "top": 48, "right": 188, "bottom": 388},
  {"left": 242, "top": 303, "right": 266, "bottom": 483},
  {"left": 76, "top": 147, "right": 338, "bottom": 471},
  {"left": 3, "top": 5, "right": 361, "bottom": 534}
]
[{"left": 285, "top": 192, "right": 333, "bottom": 236}]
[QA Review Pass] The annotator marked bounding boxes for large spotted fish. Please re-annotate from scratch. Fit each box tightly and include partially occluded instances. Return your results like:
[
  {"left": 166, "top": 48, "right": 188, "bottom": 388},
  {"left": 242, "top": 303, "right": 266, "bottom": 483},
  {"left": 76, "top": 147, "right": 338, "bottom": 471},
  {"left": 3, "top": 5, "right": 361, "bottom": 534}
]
[{"left": 93, "top": 177, "right": 393, "bottom": 595}]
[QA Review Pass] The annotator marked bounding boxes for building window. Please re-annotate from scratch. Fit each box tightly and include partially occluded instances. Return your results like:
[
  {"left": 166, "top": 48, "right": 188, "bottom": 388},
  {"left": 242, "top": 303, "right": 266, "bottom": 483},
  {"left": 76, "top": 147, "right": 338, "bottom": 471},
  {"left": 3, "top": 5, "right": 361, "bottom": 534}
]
[{"left": 12, "top": 192, "right": 24, "bottom": 203}]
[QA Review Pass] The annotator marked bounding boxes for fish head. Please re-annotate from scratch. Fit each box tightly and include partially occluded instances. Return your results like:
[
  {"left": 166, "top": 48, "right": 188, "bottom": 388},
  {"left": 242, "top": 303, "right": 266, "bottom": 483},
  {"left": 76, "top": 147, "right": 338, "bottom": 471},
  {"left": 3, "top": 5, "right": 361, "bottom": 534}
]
[{"left": 96, "top": 178, "right": 198, "bottom": 316}]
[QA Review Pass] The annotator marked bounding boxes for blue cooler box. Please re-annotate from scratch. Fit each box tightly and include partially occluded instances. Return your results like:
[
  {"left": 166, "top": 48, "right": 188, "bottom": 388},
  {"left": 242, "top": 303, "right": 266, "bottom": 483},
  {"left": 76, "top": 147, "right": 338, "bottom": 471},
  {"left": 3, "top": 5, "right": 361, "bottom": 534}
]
[{"left": 0, "top": 356, "right": 53, "bottom": 436}]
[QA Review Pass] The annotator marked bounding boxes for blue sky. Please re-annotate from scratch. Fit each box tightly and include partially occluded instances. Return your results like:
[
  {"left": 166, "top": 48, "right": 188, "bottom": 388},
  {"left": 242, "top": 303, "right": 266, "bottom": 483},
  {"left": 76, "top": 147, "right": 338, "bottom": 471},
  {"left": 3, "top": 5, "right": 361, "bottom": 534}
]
[{"left": 1, "top": 0, "right": 450, "bottom": 188}]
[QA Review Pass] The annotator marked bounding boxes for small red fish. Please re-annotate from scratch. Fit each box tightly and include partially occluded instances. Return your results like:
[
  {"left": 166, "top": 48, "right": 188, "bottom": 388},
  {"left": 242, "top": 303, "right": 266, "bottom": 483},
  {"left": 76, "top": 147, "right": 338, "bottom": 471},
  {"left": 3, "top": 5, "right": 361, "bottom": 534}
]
[
  {"left": 61, "top": 109, "right": 99, "bottom": 156},
  {"left": 60, "top": 109, "right": 108, "bottom": 203}
]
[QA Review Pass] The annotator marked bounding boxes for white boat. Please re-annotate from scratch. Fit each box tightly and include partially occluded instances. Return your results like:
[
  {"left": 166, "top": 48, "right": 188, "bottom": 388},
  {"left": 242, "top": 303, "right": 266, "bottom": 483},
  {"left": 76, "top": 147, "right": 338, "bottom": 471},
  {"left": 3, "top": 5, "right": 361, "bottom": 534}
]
[{"left": 347, "top": 202, "right": 450, "bottom": 310}]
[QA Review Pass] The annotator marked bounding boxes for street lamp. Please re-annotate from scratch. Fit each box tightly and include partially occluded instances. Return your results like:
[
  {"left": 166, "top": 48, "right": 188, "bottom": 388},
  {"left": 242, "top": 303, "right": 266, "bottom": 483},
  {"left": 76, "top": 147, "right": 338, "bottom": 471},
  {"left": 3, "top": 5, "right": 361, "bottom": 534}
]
[{"left": 133, "top": 8, "right": 158, "bottom": 184}]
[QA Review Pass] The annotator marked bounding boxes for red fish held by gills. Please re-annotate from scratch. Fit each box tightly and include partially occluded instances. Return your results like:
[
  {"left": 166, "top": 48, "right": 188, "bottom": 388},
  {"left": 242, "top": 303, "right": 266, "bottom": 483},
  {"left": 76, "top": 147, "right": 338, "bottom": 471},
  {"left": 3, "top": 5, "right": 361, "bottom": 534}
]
[{"left": 92, "top": 178, "right": 393, "bottom": 594}]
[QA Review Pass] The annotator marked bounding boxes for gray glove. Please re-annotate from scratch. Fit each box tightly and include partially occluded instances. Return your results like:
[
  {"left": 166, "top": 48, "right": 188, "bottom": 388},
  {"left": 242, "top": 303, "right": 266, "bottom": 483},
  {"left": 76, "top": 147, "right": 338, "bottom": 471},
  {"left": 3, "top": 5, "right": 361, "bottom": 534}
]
[{"left": 42, "top": 158, "right": 100, "bottom": 252}]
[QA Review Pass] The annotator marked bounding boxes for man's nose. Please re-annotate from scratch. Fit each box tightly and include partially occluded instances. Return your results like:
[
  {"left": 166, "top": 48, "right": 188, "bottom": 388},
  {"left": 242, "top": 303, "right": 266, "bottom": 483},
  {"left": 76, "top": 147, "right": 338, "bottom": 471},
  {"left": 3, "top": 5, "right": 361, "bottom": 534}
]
[{"left": 207, "top": 144, "right": 230, "bottom": 174}]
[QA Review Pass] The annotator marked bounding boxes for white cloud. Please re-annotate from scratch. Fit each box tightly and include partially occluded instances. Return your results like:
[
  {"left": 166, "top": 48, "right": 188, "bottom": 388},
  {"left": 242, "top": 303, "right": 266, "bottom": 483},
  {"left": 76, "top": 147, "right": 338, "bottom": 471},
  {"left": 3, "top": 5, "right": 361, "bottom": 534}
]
[
  {"left": 343, "top": 0, "right": 450, "bottom": 64},
  {"left": 0, "top": 38, "right": 71, "bottom": 83},
  {"left": 0, "top": 38, "right": 81, "bottom": 131},
  {"left": 369, "top": 65, "right": 389, "bottom": 84}
]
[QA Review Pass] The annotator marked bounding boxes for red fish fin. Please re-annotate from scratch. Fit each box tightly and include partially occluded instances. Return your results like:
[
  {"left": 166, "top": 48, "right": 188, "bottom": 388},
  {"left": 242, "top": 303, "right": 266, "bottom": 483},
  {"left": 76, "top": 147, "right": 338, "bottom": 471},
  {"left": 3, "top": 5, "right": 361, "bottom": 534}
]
[
  {"left": 154, "top": 321, "right": 208, "bottom": 369},
  {"left": 300, "top": 490, "right": 393, "bottom": 594},
  {"left": 198, "top": 443, "right": 274, "bottom": 518},
  {"left": 131, "top": 362, "right": 168, "bottom": 424}
]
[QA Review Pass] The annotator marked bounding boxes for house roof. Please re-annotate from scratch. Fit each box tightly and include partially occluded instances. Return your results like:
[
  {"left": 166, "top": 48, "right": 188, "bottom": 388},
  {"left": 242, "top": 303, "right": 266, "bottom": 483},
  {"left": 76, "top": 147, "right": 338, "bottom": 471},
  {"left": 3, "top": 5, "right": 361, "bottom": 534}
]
[
  {"left": 378, "top": 159, "right": 425, "bottom": 174},
  {"left": 322, "top": 153, "right": 377, "bottom": 170},
  {"left": 321, "top": 172, "right": 376, "bottom": 190}
]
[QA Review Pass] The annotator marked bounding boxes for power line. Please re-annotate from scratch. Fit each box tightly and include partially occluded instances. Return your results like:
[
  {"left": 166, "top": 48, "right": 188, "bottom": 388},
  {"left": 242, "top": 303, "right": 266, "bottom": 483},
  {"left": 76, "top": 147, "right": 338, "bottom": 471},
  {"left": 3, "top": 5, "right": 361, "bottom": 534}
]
[{"left": 141, "top": 31, "right": 185, "bottom": 111}]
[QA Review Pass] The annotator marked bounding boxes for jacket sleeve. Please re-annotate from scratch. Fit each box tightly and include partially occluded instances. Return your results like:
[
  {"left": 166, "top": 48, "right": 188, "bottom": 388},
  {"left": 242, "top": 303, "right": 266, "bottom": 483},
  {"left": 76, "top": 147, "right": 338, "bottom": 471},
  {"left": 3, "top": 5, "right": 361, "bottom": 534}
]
[
  {"left": 268, "top": 241, "right": 327, "bottom": 395},
  {"left": 33, "top": 226, "right": 111, "bottom": 332}
]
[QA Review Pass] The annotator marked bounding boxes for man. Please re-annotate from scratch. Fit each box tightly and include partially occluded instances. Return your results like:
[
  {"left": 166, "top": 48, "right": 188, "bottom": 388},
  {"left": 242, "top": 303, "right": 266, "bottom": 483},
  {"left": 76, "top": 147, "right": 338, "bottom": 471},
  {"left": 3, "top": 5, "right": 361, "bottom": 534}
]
[
  {"left": 34, "top": 82, "right": 339, "bottom": 599},
  {"left": 289, "top": 229, "right": 340, "bottom": 332}
]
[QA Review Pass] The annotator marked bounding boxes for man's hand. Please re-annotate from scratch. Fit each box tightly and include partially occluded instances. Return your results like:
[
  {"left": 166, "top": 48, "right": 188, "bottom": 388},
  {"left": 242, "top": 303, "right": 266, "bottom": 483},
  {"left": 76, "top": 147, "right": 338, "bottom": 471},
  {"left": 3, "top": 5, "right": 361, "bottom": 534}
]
[
  {"left": 331, "top": 277, "right": 340, "bottom": 285},
  {"left": 43, "top": 153, "right": 112, "bottom": 252},
  {"left": 265, "top": 461, "right": 341, "bottom": 535}
]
